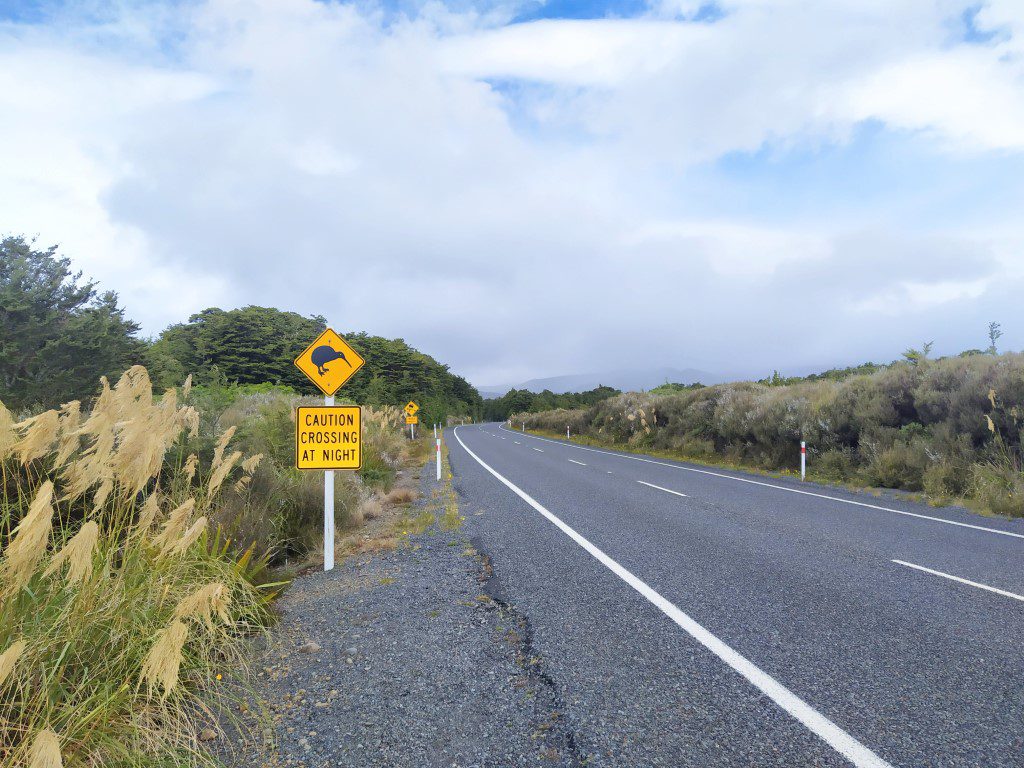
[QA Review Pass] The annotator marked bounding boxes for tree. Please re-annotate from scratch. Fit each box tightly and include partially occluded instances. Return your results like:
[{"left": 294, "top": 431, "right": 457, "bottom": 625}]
[
  {"left": 0, "top": 236, "right": 145, "bottom": 410},
  {"left": 902, "top": 341, "right": 934, "bottom": 366},
  {"left": 987, "top": 321, "right": 1003, "bottom": 355}
]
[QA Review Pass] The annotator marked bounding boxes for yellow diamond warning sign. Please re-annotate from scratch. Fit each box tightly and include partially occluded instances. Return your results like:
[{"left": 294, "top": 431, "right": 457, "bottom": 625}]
[
  {"left": 295, "top": 406, "right": 362, "bottom": 470},
  {"left": 294, "top": 328, "right": 365, "bottom": 397},
  {"left": 404, "top": 401, "right": 419, "bottom": 416}
]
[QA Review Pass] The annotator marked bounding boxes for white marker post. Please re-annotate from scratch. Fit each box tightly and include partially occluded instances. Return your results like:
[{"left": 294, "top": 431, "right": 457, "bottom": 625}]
[
  {"left": 800, "top": 440, "right": 806, "bottom": 481},
  {"left": 567, "top": 425, "right": 570, "bottom": 439},
  {"left": 436, "top": 437, "right": 442, "bottom": 481},
  {"left": 324, "top": 394, "right": 335, "bottom": 571}
]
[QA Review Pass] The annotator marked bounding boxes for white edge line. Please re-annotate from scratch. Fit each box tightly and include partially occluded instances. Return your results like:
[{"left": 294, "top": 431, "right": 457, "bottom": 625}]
[
  {"left": 499, "top": 425, "right": 1024, "bottom": 541},
  {"left": 637, "top": 480, "right": 688, "bottom": 498},
  {"left": 454, "top": 427, "right": 891, "bottom": 768},
  {"left": 568, "top": 459, "right": 587, "bottom": 466},
  {"left": 892, "top": 560, "right": 1024, "bottom": 603}
]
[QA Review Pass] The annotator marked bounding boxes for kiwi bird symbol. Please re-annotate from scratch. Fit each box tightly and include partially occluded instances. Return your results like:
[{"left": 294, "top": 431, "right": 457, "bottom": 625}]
[{"left": 310, "top": 345, "right": 351, "bottom": 376}]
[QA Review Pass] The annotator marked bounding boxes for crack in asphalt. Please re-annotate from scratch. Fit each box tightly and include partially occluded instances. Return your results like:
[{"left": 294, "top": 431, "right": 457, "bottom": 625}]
[{"left": 470, "top": 535, "right": 586, "bottom": 768}]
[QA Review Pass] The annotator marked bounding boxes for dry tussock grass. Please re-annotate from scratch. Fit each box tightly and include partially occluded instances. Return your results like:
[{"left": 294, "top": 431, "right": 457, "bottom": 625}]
[{"left": 384, "top": 487, "right": 418, "bottom": 506}]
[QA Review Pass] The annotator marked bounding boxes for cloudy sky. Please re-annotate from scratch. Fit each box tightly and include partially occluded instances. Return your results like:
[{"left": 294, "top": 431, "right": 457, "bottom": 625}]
[{"left": 2, "top": 0, "right": 1023, "bottom": 386}]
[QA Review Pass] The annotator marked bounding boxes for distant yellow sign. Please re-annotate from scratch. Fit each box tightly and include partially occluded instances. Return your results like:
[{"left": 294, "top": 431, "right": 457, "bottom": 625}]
[
  {"left": 404, "top": 401, "right": 419, "bottom": 416},
  {"left": 405, "top": 415, "right": 418, "bottom": 425},
  {"left": 295, "top": 406, "right": 361, "bottom": 470},
  {"left": 294, "top": 328, "right": 365, "bottom": 397}
]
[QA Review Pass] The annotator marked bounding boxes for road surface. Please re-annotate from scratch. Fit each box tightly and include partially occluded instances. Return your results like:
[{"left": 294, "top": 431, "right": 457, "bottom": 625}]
[{"left": 446, "top": 423, "right": 1024, "bottom": 767}]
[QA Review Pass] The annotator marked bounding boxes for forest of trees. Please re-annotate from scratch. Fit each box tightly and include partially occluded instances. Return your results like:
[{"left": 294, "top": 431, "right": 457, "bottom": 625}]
[{"left": 1, "top": 236, "right": 481, "bottom": 423}]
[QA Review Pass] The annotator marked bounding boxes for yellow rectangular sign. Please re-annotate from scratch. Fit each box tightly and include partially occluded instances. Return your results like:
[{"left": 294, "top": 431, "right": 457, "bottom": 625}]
[
  {"left": 295, "top": 406, "right": 361, "bottom": 470},
  {"left": 405, "top": 415, "right": 418, "bottom": 425}
]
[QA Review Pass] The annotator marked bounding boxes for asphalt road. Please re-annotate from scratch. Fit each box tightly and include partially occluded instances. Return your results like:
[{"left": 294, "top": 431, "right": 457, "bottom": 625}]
[{"left": 446, "top": 423, "right": 1024, "bottom": 768}]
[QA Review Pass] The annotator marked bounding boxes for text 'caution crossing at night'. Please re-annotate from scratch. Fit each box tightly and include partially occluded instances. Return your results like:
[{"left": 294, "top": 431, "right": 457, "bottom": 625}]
[{"left": 295, "top": 405, "right": 362, "bottom": 470}]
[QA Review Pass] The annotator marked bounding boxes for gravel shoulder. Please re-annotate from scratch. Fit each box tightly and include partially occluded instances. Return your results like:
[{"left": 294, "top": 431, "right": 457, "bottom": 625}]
[{"left": 226, "top": 457, "right": 578, "bottom": 768}]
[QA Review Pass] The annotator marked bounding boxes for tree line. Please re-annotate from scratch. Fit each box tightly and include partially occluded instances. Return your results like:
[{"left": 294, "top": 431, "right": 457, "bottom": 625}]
[
  {"left": 482, "top": 385, "right": 621, "bottom": 422},
  {"left": 1, "top": 236, "right": 481, "bottom": 423}
]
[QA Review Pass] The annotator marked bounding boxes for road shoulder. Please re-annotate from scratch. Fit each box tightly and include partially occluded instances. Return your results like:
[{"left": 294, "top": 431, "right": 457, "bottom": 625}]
[{"left": 226, "top": 460, "right": 577, "bottom": 767}]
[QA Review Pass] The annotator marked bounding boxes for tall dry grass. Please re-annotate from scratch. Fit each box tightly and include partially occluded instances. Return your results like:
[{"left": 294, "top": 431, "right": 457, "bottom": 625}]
[{"left": 1, "top": 367, "right": 270, "bottom": 767}]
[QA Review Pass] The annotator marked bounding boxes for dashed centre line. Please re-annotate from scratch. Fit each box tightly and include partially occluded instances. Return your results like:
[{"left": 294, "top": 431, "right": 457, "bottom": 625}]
[
  {"left": 637, "top": 480, "right": 688, "bottom": 498},
  {"left": 532, "top": 447, "right": 544, "bottom": 453},
  {"left": 568, "top": 459, "right": 587, "bottom": 466}
]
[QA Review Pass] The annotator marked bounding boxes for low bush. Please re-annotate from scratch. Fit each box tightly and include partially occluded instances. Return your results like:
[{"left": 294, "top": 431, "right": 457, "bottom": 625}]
[
  {"left": 815, "top": 449, "right": 856, "bottom": 482},
  {"left": 971, "top": 456, "right": 1024, "bottom": 517}
]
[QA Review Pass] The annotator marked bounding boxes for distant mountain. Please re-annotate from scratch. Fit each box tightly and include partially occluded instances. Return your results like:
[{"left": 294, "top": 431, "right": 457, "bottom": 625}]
[
  {"left": 477, "top": 388, "right": 511, "bottom": 400},
  {"left": 479, "top": 367, "right": 721, "bottom": 398}
]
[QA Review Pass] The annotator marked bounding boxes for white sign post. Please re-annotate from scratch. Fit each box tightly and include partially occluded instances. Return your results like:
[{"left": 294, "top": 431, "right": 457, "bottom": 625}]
[{"left": 324, "top": 394, "right": 335, "bottom": 571}]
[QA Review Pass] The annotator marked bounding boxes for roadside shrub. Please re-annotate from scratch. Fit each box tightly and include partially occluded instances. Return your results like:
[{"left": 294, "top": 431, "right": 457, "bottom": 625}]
[
  {"left": 669, "top": 436, "right": 716, "bottom": 459},
  {"left": 358, "top": 453, "right": 395, "bottom": 490},
  {"left": 859, "top": 436, "right": 932, "bottom": 490},
  {"left": 923, "top": 461, "right": 969, "bottom": 500},
  {"left": 816, "top": 449, "right": 856, "bottom": 482},
  {"left": 971, "top": 461, "right": 1024, "bottom": 517}
]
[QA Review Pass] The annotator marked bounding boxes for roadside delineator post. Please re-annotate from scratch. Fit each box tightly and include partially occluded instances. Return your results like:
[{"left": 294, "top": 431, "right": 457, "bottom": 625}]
[
  {"left": 566, "top": 425, "right": 570, "bottom": 439},
  {"left": 800, "top": 440, "right": 806, "bottom": 481},
  {"left": 436, "top": 437, "right": 442, "bottom": 481}
]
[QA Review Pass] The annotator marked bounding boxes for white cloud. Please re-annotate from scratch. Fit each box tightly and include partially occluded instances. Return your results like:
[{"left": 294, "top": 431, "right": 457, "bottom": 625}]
[
  {"left": 1, "top": 0, "right": 1022, "bottom": 383},
  {"left": 844, "top": 51, "right": 1024, "bottom": 151}
]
